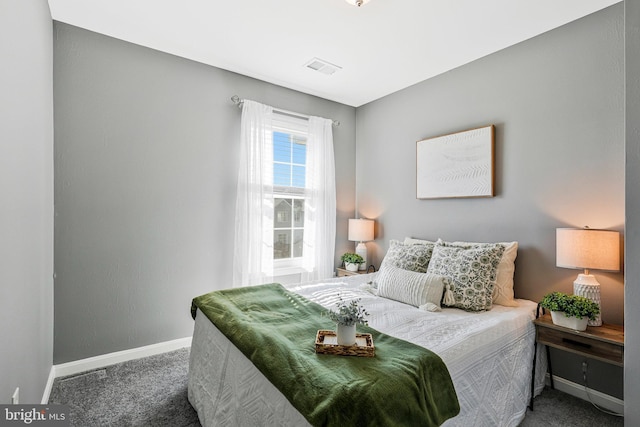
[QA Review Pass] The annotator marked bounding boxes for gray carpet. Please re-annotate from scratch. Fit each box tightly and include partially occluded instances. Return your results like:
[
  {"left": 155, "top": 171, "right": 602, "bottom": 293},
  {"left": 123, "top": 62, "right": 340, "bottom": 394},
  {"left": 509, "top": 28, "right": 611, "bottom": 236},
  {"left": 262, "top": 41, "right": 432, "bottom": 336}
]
[
  {"left": 49, "top": 347, "right": 623, "bottom": 426},
  {"left": 521, "top": 387, "right": 623, "bottom": 427},
  {"left": 49, "top": 348, "right": 200, "bottom": 426}
]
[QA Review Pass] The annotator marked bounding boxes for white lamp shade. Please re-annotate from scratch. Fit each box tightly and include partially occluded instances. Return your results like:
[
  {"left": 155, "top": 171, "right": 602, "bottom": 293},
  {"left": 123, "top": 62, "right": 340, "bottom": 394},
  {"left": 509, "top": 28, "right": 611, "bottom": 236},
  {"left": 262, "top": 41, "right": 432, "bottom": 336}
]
[
  {"left": 556, "top": 228, "right": 621, "bottom": 272},
  {"left": 348, "top": 219, "right": 374, "bottom": 242}
]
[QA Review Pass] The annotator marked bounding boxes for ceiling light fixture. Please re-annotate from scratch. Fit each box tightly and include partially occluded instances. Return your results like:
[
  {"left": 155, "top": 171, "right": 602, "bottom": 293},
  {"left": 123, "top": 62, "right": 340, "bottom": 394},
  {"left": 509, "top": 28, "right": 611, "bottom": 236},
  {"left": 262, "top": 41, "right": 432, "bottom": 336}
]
[{"left": 345, "top": 0, "right": 370, "bottom": 7}]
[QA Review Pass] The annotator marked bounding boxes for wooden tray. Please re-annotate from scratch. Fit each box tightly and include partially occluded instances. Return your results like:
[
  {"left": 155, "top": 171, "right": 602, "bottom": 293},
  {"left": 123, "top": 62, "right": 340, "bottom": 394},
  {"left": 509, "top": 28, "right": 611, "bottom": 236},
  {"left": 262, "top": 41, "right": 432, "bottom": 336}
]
[{"left": 315, "top": 330, "right": 375, "bottom": 357}]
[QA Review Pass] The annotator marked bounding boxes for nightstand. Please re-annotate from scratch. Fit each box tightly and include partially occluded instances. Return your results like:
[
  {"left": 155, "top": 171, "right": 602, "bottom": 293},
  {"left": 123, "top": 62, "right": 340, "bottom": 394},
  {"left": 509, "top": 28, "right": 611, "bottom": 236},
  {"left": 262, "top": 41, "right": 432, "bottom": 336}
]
[
  {"left": 336, "top": 266, "right": 375, "bottom": 277},
  {"left": 529, "top": 311, "right": 624, "bottom": 409}
]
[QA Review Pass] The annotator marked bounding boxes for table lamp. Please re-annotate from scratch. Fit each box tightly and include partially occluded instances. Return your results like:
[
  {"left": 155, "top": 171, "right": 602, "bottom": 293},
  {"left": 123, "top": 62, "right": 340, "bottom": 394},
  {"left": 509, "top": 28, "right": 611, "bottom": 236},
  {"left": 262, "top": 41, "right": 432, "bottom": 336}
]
[
  {"left": 348, "top": 219, "right": 374, "bottom": 271},
  {"left": 556, "top": 227, "right": 621, "bottom": 326}
]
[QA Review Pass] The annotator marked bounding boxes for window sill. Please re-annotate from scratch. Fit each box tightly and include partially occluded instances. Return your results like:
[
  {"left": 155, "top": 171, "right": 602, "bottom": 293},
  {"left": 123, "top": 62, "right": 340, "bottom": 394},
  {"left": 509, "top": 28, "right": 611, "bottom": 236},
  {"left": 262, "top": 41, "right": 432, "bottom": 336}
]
[{"left": 273, "top": 266, "right": 307, "bottom": 277}]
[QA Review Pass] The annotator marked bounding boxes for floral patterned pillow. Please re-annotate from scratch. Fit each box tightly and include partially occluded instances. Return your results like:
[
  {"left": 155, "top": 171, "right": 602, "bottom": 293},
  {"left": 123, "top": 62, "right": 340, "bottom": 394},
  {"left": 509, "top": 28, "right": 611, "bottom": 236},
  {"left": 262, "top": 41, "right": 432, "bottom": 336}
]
[
  {"left": 380, "top": 240, "right": 434, "bottom": 273},
  {"left": 447, "top": 240, "right": 518, "bottom": 307},
  {"left": 426, "top": 242, "right": 505, "bottom": 311}
]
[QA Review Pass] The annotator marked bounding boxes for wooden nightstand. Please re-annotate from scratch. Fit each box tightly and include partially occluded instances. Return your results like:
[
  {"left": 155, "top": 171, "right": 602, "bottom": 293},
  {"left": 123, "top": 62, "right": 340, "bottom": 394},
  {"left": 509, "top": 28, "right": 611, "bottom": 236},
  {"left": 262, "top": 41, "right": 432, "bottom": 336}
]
[
  {"left": 534, "top": 314, "right": 624, "bottom": 366},
  {"left": 529, "top": 312, "right": 624, "bottom": 409},
  {"left": 336, "top": 267, "right": 375, "bottom": 277}
]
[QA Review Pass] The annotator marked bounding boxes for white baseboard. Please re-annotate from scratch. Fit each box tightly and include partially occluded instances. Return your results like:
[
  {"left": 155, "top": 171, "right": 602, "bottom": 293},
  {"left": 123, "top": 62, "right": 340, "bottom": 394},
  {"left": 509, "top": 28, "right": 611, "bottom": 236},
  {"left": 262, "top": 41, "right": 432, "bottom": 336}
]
[
  {"left": 546, "top": 374, "right": 624, "bottom": 415},
  {"left": 52, "top": 336, "right": 192, "bottom": 379},
  {"left": 41, "top": 365, "right": 56, "bottom": 404},
  {"left": 41, "top": 337, "right": 192, "bottom": 403}
]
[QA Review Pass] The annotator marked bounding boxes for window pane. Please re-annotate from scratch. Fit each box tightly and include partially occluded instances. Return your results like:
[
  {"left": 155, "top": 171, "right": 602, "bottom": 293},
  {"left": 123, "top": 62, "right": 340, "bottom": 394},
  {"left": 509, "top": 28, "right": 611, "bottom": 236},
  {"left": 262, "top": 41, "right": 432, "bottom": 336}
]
[
  {"left": 274, "top": 230, "right": 291, "bottom": 259},
  {"left": 292, "top": 141, "right": 306, "bottom": 164},
  {"left": 292, "top": 165, "right": 305, "bottom": 188},
  {"left": 274, "top": 163, "right": 291, "bottom": 187},
  {"left": 271, "top": 117, "right": 309, "bottom": 264},
  {"left": 274, "top": 198, "right": 292, "bottom": 228},
  {"left": 273, "top": 132, "right": 291, "bottom": 163},
  {"left": 293, "top": 199, "right": 304, "bottom": 227},
  {"left": 293, "top": 229, "right": 304, "bottom": 258}
]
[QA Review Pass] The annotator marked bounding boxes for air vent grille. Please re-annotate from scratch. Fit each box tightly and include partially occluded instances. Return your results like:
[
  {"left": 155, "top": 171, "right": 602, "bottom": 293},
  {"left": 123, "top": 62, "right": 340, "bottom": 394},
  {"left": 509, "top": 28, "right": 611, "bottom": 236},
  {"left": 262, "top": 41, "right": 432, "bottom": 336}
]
[{"left": 304, "top": 58, "right": 341, "bottom": 75}]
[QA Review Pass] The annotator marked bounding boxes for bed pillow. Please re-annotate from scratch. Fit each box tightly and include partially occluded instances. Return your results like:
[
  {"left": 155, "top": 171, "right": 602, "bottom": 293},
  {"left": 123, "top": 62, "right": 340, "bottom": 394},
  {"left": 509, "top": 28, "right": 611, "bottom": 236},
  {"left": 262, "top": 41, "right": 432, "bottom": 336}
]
[
  {"left": 447, "top": 240, "right": 518, "bottom": 307},
  {"left": 403, "top": 237, "right": 437, "bottom": 246},
  {"left": 426, "top": 242, "right": 505, "bottom": 311},
  {"left": 376, "top": 264, "right": 448, "bottom": 311},
  {"left": 380, "top": 239, "right": 434, "bottom": 273}
]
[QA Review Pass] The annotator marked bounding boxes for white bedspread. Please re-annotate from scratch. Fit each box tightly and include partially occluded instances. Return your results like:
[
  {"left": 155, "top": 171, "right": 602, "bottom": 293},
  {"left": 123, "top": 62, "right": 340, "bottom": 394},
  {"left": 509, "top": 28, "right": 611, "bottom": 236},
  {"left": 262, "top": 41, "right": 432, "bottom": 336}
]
[{"left": 188, "top": 273, "right": 547, "bottom": 427}]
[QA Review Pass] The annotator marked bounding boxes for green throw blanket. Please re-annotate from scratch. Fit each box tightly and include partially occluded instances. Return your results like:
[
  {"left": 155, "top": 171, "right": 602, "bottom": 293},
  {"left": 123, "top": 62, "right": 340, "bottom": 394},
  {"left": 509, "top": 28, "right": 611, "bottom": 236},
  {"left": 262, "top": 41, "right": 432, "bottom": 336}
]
[{"left": 191, "top": 283, "right": 460, "bottom": 426}]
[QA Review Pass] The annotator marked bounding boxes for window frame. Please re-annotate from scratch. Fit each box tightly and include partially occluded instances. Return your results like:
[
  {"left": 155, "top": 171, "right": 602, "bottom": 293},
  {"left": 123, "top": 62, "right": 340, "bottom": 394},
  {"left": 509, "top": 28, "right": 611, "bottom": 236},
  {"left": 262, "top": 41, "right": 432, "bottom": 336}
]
[{"left": 271, "top": 113, "right": 309, "bottom": 275}]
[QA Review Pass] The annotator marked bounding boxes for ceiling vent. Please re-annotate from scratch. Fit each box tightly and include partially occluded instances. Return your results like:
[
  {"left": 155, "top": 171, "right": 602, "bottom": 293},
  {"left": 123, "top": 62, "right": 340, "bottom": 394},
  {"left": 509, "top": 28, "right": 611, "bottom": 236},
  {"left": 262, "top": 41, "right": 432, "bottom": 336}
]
[{"left": 304, "top": 58, "right": 341, "bottom": 75}]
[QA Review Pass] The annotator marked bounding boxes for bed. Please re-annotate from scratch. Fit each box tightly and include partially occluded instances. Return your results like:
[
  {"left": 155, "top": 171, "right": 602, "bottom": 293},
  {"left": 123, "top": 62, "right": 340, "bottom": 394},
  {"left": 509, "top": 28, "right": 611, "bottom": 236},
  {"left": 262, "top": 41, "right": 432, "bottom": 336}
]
[{"left": 188, "top": 239, "right": 547, "bottom": 426}]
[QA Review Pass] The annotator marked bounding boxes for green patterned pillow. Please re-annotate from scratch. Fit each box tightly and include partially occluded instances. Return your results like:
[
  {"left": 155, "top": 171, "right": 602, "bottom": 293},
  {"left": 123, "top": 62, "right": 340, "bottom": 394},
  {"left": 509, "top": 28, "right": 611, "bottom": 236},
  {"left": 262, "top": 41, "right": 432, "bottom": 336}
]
[
  {"left": 447, "top": 240, "right": 518, "bottom": 307},
  {"left": 380, "top": 240, "right": 434, "bottom": 273},
  {"left": 426, "top": 242, "right": 505, "bottom": 311}
]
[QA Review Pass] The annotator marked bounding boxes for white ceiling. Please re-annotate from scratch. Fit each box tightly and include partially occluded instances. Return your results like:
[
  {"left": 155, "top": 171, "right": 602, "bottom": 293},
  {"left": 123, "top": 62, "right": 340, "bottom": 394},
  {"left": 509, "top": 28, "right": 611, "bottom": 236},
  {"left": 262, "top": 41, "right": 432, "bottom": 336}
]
[{"left": 47, "top": 0, "right": 620, "bottom": 107}]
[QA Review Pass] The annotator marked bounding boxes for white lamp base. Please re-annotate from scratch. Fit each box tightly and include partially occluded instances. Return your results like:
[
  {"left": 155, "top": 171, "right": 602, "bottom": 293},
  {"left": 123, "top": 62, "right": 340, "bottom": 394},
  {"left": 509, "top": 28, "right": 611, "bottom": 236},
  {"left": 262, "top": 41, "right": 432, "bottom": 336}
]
[
  {"left": 573, "top": 274, "right": 602, "bottom": 327},
  {"left": 355, "top": 242, "right": 368, "bottom": 271}
]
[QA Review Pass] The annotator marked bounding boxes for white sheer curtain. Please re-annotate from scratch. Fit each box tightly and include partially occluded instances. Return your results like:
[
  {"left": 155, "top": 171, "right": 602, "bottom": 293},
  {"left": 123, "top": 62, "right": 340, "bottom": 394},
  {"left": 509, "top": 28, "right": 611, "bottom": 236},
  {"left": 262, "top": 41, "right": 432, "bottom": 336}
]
[
  {"left": 232, "top": 100, "right": 274, "bottom": 287},
  {"left": 301, "top": 116, "right": 336, "bottom": 282},
  {"left": 233, "top": 101, "right": 336, "bottom": 286}
]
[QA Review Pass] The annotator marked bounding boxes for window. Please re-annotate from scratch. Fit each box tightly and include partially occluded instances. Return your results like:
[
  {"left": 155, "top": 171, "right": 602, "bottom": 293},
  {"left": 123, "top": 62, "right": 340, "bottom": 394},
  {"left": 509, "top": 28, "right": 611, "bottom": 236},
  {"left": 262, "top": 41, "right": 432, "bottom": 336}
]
[
  {"left": 233, "top": 99, "right": 335, "bottom": 286},
  {"left": 273, "top": 131, "right": 306, "bottom": 189},
  {"left": 272, "top": 115, "right": 308, "bottom": 268},
  {"left": 273, "top": 198, "right": 303, "bottom": 259}
]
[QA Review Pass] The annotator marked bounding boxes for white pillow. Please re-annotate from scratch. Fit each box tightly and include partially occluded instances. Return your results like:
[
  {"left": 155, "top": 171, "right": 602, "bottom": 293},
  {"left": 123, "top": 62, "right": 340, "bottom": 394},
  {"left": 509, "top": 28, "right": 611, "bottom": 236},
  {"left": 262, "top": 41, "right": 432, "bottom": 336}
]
[
  {"left": 403, "top": 237, "right": 437, "bottom": 246},
  {"left": 376, "top": 264, "right": 447, "bottom": 312},
  {"left": 447, "top": 240, "right": 518, "bottom": 307}
]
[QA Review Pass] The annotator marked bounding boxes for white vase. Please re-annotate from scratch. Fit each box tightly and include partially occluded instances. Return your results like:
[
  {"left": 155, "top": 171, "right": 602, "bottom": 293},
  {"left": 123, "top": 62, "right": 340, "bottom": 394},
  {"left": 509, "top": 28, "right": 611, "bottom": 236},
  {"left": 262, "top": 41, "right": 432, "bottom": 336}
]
[
  {"left": 336, "top": 323, "right": 357, "bottom": 346},
  {"left": 550, "top": 310, "right": 589, "bottom": 331},
  {"left": 345, "top": 263, "right": 359, "bottom": 272}
]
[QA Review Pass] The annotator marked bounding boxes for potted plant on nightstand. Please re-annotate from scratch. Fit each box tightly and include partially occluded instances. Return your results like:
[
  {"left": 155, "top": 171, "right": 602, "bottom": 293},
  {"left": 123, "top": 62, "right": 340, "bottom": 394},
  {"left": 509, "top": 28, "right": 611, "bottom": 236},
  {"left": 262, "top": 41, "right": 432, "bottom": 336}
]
[
  {"left": 539, "top": 291, "right": 600, "bottom": 331},
  {"left": 327, "top": 296, "right": 369, "bottom": 346},
  {"left": 341, "top": 253, "right": 364, "bottom": 272}
]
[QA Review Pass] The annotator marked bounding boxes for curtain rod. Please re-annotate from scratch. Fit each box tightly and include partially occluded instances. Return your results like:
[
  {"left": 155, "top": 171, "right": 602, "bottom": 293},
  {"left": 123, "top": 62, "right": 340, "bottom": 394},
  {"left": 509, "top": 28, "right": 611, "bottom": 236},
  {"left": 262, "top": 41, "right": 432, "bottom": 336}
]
[{"left": 231, "top": 95, "right": 340, "bottom": 127}]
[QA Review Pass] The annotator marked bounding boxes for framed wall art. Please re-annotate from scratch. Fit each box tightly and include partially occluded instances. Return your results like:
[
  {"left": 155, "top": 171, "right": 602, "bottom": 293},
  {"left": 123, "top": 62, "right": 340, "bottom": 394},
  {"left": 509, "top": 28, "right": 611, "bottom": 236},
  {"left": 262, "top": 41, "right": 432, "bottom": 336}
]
[{"left": 416, "top": 125, "right": 495, "bottom": 199}]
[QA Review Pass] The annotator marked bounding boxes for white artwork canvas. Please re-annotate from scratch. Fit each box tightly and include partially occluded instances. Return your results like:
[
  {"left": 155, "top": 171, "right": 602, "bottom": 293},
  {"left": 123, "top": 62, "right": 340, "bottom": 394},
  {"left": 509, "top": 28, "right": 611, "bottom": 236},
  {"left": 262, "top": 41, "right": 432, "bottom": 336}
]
[{"left": 416, "top": 125, "right": 495, "bottom": 199}]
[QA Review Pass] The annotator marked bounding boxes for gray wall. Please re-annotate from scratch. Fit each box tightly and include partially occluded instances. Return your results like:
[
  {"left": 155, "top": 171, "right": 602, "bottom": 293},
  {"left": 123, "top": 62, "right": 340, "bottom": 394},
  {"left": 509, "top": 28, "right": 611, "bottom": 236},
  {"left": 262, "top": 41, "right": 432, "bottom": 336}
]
[
  {"left": 50, "top": 3, "right": 635, "bottom": 407},
  {"left": 625, "top": 0, "right": 640, "bottom": 422},
  {"left": 356, "top": 5, "right": 624, "bottom": 396},
  {"left": 53, "top": 23, "right": 356, "bottom": 363},
  {"left": 0, "top": 0, "right": 54, "bottom": 403}
]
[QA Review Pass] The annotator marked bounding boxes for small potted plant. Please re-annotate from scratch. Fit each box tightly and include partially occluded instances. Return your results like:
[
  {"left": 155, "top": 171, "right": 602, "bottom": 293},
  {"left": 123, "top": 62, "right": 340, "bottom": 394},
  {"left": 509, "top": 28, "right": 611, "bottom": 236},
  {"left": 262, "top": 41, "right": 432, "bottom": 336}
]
[
  {"left": 539, "top": 291, "right": 600, "bottom": 331},
  {"left": 341, "top": 253, "right": 364, "bottom": 272},
  {"left": 327, "top": 296, "right": 369, "bottom": 346}
]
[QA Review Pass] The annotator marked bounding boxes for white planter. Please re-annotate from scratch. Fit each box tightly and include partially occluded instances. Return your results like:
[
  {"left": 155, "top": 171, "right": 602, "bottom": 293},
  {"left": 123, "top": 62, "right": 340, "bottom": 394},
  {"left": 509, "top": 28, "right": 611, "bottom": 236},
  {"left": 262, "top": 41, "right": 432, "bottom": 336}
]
[
  {"left": 345, "top": 262, "right": 359, "bottom": 272},
  {"left": 550, "top": 310, "right": 589, "bottom": 331},
  {"left": 336, "top": 323, "right": 357, "bottom": 346}
]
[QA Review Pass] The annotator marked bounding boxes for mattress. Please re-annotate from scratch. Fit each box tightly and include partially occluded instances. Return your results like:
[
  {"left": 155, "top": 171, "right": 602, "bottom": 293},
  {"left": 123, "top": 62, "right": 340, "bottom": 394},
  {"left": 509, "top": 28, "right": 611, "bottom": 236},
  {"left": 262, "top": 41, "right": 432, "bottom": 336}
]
[{"left": 188, "top": 273, "right": 547, "bottom": 426}]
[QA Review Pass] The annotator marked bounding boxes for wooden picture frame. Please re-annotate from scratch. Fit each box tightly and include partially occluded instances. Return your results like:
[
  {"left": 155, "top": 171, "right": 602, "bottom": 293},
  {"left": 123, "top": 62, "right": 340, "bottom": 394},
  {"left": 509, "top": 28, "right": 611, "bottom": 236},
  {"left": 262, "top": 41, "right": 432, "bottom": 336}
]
[{"left": 416, "top": 125, "right": 495, "bottom": 199}]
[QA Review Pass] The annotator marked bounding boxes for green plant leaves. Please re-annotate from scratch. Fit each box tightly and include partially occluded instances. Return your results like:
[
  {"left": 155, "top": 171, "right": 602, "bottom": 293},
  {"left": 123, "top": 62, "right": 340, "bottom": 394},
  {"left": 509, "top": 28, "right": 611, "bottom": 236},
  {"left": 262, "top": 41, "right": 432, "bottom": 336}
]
[{"left": 540, "top": 291, "right": 600, "bottom": 320}]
